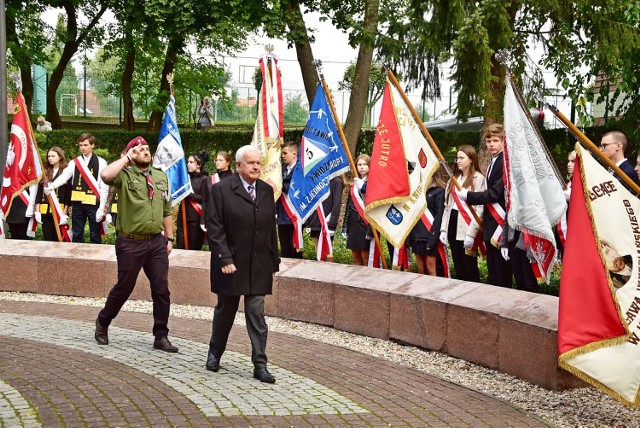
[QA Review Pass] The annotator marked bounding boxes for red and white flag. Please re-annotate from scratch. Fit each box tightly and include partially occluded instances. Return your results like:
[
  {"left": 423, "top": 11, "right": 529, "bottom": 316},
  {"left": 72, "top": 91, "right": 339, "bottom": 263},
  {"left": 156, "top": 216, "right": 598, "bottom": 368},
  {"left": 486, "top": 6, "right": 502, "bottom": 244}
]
[
  {"left": 1, "top": 93, "right": 43, "bottom": 221},
  {"left": 365, "top": 78, "right": 439, "bottom": 248},
  {"left": 251, "top": 54, "right": 284, "bottom": 200},
  {"left": 503, "top": 78, "right": 566, "bottom": 281},
  {"left": 558, "top": 145, "right": 640, "bottom": 406}
]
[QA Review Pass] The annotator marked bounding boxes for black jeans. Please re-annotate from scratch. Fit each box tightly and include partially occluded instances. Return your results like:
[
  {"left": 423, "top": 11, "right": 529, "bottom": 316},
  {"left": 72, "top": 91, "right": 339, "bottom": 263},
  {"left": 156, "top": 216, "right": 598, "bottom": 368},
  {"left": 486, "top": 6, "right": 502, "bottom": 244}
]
[
  {"left": 98, "top": 234, "right": 171, "bottom": 338},
  {"left": 71, "top": 203, "right": 100, "bottom": 243}
]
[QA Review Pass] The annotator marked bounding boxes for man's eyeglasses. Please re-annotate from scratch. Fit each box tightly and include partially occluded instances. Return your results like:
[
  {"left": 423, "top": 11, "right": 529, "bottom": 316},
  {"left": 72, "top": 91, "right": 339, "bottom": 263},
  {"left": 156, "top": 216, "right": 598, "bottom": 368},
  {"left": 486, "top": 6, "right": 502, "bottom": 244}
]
[{"left": 600, "top": 142, "right": 619, "bottom": 149}]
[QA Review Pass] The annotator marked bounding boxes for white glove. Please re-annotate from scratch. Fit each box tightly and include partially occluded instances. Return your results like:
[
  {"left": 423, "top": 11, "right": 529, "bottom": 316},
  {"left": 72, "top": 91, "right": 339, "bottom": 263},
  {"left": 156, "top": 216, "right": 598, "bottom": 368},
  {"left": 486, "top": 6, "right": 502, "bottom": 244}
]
[
  {"left": 34, "top": 212, "right": 42, "bottom": 223},
  {"left": 59, "top": 214, "right": 69, "bottom": 225},
  {"left": 328, "top": 229, "right": 335, "bottom": 237},
  {"left": 25, "top": 204, "right": 34, "bottom": 217},
  {"left": 458, "top": 188, "right": 468, "bottom": 201},
  {"left": 501, "top": 247, "right": 510, "bottom": 261},
  {"left": 105, "top": 213, "right": 113, "bottom": 224},
  {"left": 96, "top": 208, "right": 105, "bottom": 222},
  {"left": 353, "top": 178, "right": 364, "bottom": 190},
  {"left": 341, "top": 232, "right": 347, "bottom": 239},
  {"left": 563, "top": 188, "right": 571, "bottom": 201},
  {"left": 439, "top": 230, "right": 448, "bottom": 245},
  {"left": 43, "top": 183, "right": 55, "bottom": 195},
  {"left": 463, "top": 235, "right": 474, "bottom": 250}
]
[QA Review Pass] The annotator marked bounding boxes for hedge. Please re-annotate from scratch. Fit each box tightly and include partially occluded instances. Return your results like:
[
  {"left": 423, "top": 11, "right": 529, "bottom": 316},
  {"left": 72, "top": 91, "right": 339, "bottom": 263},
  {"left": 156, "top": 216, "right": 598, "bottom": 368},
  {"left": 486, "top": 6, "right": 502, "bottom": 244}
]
[{"left": 32, "top": 124, "right": 624, "bottom": 178}]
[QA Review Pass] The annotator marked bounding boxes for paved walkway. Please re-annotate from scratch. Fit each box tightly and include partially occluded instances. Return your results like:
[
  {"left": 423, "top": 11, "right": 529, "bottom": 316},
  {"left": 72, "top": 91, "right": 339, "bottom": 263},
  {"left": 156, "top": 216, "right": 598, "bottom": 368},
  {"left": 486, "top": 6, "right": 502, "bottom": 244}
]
[{"left": 0, "top": 301, "right": 548, "bottom": 427}]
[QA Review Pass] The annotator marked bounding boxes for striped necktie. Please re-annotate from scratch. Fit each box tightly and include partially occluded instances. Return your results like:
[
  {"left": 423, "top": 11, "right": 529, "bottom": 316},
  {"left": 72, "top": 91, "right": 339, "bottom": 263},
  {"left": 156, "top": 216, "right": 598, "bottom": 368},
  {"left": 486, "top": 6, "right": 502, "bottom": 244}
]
[{"left": 247, "top": 184, "right": 255, "bottom": 201}]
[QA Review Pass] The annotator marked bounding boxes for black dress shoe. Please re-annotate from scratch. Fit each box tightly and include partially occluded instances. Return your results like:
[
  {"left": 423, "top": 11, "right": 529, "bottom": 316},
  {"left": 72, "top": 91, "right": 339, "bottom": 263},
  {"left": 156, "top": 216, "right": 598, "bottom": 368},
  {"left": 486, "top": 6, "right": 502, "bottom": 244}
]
[
  {"left": 205, "top": 352, "right": 220, "bottom": 372},
  {"left": 153, "top": 337, "right": 178, "bottom": 353},
  {"left": 253, "top": 367, "right": 275, "bottom": 383},
  {"left": 95, "top": 318, "right": 108, "bottom": 345}
]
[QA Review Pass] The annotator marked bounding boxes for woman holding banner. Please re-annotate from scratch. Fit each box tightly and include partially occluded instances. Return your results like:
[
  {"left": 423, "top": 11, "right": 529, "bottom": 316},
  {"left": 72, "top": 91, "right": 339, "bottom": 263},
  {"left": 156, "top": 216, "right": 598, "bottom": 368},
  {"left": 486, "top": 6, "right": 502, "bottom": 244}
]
[
  {"left": 176, "top": 151, "right": 209, "bottom": 250},
  {"left": 35, "top": 147, "right": 72, "bottom": 241},
  {"left": 440, "top": 146, "right": 486, "bottom": 282},
  {"left": 344, "top": 154, "right": 372, "bottom": 266}
]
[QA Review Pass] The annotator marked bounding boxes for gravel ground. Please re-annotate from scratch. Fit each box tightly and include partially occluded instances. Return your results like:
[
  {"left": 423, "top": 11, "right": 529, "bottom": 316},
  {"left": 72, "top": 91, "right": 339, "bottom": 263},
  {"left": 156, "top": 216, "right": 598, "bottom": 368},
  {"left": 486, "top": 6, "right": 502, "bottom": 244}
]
[{"left": 1, "top": 291, "right": 638, "bottom": 427}]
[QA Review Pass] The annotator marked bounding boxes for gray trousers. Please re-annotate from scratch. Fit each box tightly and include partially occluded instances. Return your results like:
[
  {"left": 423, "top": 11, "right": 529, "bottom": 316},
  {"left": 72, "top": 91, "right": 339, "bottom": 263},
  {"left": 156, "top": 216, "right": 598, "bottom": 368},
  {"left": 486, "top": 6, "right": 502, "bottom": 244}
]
[{"left": 208, "top": 294, "right": 268, "bottom": 367}]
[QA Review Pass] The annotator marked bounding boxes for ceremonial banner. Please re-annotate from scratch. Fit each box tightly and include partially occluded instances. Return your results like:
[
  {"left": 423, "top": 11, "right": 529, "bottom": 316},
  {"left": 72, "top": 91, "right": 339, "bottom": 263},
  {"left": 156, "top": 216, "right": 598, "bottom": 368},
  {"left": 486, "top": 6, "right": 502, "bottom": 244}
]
[
  {"left": 558, "top": 145, "right": 640, "bottom": 406},
  {"left": 252, "top": 54, "right": 284, "bottom": 200},
  {"left": 364, "top": 79, "right": 439, "bottom": 248},
  {"left": 153, "top": 94, "right": 193, "bottom": 206},
  {"left": 503, "top": 79, "right": 566, "bottom": 280},
  {"left": 285, "top": 83, "right": 350, "bottom": 222},
  {"left": 1, "top": 93, "right": 43, "bottom": 219}
]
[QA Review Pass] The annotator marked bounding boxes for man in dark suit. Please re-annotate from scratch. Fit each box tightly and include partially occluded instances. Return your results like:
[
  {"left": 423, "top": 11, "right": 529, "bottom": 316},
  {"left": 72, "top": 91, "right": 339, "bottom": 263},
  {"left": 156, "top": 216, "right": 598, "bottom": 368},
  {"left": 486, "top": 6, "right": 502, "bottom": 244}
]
[
  {"left": 275, "top": 141, "right": 303, "bottom": 258},
  {"left": 205, "top": 145, "right": 280, "bottom": 383},
  {"left": 600, "top": 130, "right": 640, "bottom": 186},
  {"left": 459, "top": 124, "right": 513, "bottom": 288}
]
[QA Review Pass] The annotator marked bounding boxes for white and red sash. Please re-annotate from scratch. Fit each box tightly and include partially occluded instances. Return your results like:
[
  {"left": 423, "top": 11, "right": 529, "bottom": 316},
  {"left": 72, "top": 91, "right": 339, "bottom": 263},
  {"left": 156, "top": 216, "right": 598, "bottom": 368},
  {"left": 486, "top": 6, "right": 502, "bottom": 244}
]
[
  {"left": 451, "top": 186, "right": 486, "bottom": 256},
  {"left": 350, "top": 184, "right": 369, "bottom": 225},
  {"left": 47, "top": 193, "right": 72, "bottom": 242},
  {"left": 316, "top": 205, "right": 332, "bottom": 261},
  {"left": 487, "top": 202, "right": 505, "bottom": 247},
  {"left": 280, "top": 195, "right": 303, "bottom": 250},
  {"left": 210, "top": 173, "right": 221, "bottom": 186},
  {"left": 420, "top": 210, "right": 449, "bottom": 278},
  {"left": 74, "top": 158, "right": 108, "bottom": 236},
  {"left": 557, "top": 212, "right": 568, "bottom": 247},
  {"left": 19, "top": 191, "right": 38, "bottom": 238},
  {"left": 367, "top": 239, "right": 383, "bottom": 268}
]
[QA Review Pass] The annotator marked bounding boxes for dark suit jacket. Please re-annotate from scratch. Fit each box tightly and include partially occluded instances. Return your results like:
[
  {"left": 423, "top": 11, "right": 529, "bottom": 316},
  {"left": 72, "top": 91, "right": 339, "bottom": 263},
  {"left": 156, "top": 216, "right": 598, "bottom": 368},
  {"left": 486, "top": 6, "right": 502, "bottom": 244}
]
[
  {"left": 466, "top": 152, "right": 505, "bottom": 242},
  {"left": 615, "top": 159, "right": 640, "bottom": 187},
  {"left": 206, "top": 173, "right": 280, "bottom": 296}
]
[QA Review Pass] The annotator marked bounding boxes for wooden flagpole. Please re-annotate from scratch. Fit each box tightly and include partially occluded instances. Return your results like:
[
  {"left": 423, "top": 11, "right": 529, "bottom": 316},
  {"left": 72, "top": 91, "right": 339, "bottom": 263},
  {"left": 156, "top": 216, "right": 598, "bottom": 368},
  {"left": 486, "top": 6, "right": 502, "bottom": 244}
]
[
  {"left": 385, "top": 69, "right": 484, "bottom": 229},
  {"left": 315, "top": 60, "right": 388, "bottom": 269},
  {"left": 45, "top": 193, "right": 62, "bottom": 242}
]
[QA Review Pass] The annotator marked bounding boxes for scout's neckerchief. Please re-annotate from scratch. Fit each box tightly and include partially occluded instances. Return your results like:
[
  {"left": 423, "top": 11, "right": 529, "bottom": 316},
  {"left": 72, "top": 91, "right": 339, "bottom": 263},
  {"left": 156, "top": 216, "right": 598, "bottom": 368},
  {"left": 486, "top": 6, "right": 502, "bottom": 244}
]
[
  {"left": 19, "top": 191, "right": 38, "bottom": 238},
  {"left": 73, "top": 158, "right": 109, "bottom": 236},
  {"left": 451, "top": 184, "right": 487, "bottom": 257},
  {"left": 420, "top": 209, "right": 450, "bottom": 278}
]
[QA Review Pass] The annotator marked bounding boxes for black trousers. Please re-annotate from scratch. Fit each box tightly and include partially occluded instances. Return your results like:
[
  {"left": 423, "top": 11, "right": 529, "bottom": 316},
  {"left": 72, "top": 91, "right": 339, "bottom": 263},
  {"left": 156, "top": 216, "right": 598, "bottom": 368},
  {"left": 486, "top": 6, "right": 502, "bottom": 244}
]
[
  {"left": 8, "top": 223, "right": 29, "bottom": 240},
  {"left": 448, "top": 211, "right": 480, "bottom": 282},
  {"left": 485, "top": 242, "right": 513, "bottom": 288},
  {"left": 278, "top": 224, "right": 302, "bottom": 258},
  {"left": 71, "top": 203, "right": 100, "bottom": 244},
  {"left": 509, "top": 239, "right": 539, "bottom": 293},
  {"left": 209, "top": 294, "right": 268, "bottom": 368},
  {"left": 41, "top": 215, "right": 58, "bottom": 241},
  {"left": 177, "top": 221, "right": 205, "bottom": 250},
  {"left": 98, "top": 234, "right": 171, "bottom": 338}
]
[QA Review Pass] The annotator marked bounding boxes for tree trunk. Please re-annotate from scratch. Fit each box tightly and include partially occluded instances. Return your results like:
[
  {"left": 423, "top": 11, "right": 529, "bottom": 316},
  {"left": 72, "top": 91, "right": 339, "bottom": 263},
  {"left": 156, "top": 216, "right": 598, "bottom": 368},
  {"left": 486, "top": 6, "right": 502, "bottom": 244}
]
[
  {"left": 478, "top": 54, "right": 505, "bottom": 171},
  {"left": 46, "top": 42, "right": 78, "bottom": 129},
  {"left": 122, "top": 47, "right": 136, "bottom": 131},
  {"left": 343, "top": 0, "right": 379, "bottom": 157},
  {"left": 147, "top": 42, "right": 179, "bottom": 132},
  {"left": 285, "top": 1, "right": 318, "bottom": 104}
]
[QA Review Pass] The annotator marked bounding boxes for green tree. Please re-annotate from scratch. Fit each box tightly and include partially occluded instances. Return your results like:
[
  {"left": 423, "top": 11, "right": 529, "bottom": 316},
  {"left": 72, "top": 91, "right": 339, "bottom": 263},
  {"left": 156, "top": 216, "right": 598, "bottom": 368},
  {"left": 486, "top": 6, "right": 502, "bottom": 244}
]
[
  {"left": 378, "top": 0, "right": 640, "bottom": 126},
  {"left": 283, "top": 93, "right": 309, "bottom": 124},
  {"left": 339, "top": 62, "right": 386, "bottom": 125}
]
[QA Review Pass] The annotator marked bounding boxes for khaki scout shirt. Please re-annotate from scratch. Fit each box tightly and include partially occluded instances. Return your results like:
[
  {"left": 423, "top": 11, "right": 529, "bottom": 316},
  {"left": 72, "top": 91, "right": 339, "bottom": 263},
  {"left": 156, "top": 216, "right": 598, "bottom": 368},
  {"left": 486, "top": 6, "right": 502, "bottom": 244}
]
[{"left": 105, "top": 166, "right": 172, "bottom": 235}]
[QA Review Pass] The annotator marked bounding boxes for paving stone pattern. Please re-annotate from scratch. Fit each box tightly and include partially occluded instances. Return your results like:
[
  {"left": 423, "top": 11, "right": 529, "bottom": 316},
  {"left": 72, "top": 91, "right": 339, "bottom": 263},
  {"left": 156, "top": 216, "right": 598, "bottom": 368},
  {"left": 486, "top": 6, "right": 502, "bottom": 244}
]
[{"left": 0, "top": 301, "right": 547, "bottom": 427}]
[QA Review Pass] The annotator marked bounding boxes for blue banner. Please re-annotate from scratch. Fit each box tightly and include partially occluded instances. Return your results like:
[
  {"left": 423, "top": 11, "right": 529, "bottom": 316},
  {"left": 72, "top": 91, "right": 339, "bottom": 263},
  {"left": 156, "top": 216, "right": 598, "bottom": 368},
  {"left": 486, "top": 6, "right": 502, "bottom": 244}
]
[
  {"left": 285, "top": 84, "right": 351, "bottom": 222},
  {"left": 152, "top": 95, "right": 193, "bottom": 206}
]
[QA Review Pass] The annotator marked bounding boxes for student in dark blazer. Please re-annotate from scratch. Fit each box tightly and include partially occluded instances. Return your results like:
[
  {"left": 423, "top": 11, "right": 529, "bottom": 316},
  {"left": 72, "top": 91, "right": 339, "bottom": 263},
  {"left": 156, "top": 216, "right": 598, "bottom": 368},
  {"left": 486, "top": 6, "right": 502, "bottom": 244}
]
[
  {"left": 205, "top": 145, "right": 280, "bottom": 383},
  {"left": 459, "top": 124, "right": 512, "bottom": 288},
  {"left": 600, "top": 130, "right": 640, "bottom": 187}
]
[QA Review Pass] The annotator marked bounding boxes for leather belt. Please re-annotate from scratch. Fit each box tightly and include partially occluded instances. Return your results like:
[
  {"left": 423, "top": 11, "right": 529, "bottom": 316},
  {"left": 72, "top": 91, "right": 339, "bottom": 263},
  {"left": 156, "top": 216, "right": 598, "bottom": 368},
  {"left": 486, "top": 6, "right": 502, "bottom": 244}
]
[{"left": 117, "top": 232, "right": 162, "bottom": 240}]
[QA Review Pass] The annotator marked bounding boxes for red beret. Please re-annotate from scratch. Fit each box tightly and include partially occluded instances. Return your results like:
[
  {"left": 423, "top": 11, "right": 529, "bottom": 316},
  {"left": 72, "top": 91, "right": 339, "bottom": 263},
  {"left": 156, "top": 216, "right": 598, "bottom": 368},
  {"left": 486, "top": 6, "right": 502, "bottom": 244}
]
[{"left": 125, "top": 136, "right": 148, "bottom": 152}]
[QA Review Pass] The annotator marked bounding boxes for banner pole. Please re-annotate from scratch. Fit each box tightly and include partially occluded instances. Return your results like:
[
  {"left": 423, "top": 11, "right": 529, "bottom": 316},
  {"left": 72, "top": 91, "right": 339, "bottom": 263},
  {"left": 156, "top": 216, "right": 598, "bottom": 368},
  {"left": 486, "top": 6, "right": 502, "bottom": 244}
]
[
  {"left": 547, "top": 104, "right": 640, "bottom": 196},
  {"left": 315, "top": 60, "right": 388, "bottom": 269},
  {"left": 45, "top": 194, "right": 63, "bottom": 242},
  {"left": 386, "top": 69, "right": 484, "bottom": 229}
]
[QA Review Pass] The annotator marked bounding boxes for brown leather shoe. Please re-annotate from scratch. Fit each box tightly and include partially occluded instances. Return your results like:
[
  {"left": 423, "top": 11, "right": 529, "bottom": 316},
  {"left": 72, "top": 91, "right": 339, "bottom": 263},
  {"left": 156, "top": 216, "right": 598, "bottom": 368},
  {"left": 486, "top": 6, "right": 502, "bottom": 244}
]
[
  {"left": 95, "top": 318, "right": 108, "bottom": 345},
  {"left": 153, "top": 337, "right": 178, "bottom": 353}
]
